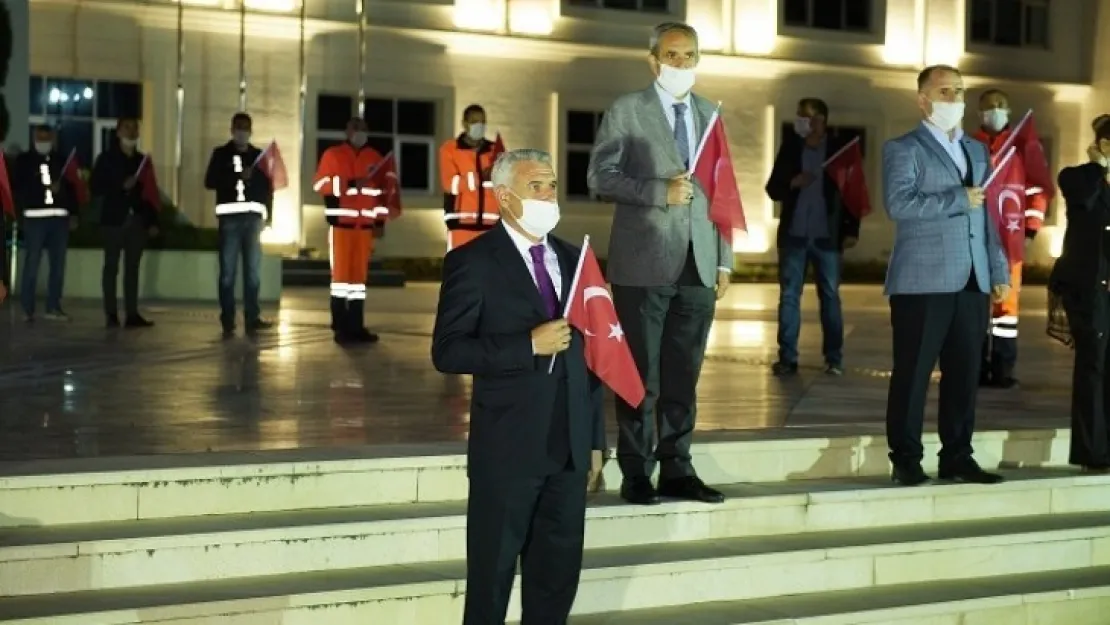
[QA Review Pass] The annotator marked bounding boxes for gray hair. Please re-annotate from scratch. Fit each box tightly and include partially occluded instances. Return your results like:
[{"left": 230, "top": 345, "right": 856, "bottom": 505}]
[
  {"left": 649, "top": 22, "right": 699, "bottom": 57},
  {"left": 490, "top": 148, "right": 554, "bottom": 188}
]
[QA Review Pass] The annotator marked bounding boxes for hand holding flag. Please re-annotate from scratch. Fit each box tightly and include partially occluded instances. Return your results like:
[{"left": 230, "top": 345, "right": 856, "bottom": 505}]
[
  {"left": 689, "top": 102, "right": 746, "bottom": 245},
  {"left": 370, "top": 152, "right": 403, "bottom": 220},
  {"left": 61, "top": 148, "right": 90, "bottom": 207},
  {"left": 822, "top": 136, "right": 872, "bottom": 219}
]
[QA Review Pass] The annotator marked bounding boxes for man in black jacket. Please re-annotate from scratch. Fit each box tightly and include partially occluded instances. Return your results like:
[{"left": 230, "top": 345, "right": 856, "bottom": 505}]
[
  {"left": 12, "top": 125, "right": 78, "bottom": 322},
  {"left": 89, "top": 117, "right": 157, "bottom": 328},
  {"left": 764, "top": 98, "right": 861, "bottom": 377},
  {"left": 204, "top": 112, "right": 274, "bottom": 337}
]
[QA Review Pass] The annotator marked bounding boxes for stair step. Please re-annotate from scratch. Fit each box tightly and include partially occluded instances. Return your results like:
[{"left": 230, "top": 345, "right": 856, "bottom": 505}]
[
  {"left": 1, "top": 471, "right": 1107, "bottom": 596},
  {"left": 0, "top": 427, "right": 1071, "bottom": 526},
  {"left": 2, "top": 511, "right": 1108, "bottom": 623},
  {"left": 561, "top": 566, "right": 1110, "bottom": 624}
]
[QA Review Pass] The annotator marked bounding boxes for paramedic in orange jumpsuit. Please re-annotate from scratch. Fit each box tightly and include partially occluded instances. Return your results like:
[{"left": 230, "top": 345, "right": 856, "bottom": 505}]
[
  {"left": 313, "top": 117, "right": 384, "bottom": 345},
  {"left": 438, "top": 104, "right": 501, "bottom": 252},
  {"left": 973, "top": 88, "right": 1048, "bottom": 388}
]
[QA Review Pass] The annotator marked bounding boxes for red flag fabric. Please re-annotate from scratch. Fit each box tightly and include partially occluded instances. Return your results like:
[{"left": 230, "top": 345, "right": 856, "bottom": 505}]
[
  {"left": 692, "top": 111, "right": 746, "bottom": 245},
  {"left": 371, "top": 152, "right": 402, "bottom": 220},
  {"left": 492, "top": 132, "right": 506, "bottom": 156},
  {"left": 985, "top": 146, "right": 1025, "bottom": 265},
  {"left": 136, "top": 156, "right": 162, "bottom": 211},
  {"left": 1002, "top": 111, "right": 1055, "bottom": 201},
  {"left": 565, "top": 237, "right": 646, "bottom": 408},
  {"left": 259, "top": 141, "right": 289, "bottom": 191},
  {"left": 61, "top": 148, "right": 89, "bottom": 207},
  {"left": 0, "top": 153, "right": 13, "bottom": 217},
  {"left": 823, "top": 137, "right": 871, "bottom": 219}
]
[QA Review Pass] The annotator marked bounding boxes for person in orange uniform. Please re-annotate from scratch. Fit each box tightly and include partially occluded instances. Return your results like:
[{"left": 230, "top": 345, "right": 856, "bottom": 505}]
[
  {"left": 973, "top": 88, "right": 1048, "bottom": 388},
  {"left": 313, "top": 117, "right": 384, "bottom": 345},
  {"left": 439, "top": 104, "right": 501, "bottom": 252}
]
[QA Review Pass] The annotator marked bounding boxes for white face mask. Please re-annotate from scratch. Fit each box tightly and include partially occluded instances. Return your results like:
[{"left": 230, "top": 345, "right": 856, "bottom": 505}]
[
  {"left": 119, "top": 137, "right": 139, "bottom": 150},
  {"left": 467, "top": 123, "right": 486, "bottom": 141},
  {"left": 656, "top": 64, "right": 696, "bottom": 97},
  {"left": 34, "top": 141, "right": 52, "bottom": 155},
  {"left": 508, "top": 194, "right": 561, "bottom": 239},
  {"left": 232, "top": 130, "right": 251, "bottom": 146},
  {"left": 980, "top": 109, "right": 1009, "bottom": 132},
  {"left": 793, "top": 117, "right": 812, "bottom": 138},
  {"left": 928, "top": 101, "right": 966, "bottom": 132},
  {"left": 350, "top": 131, "right": 368, "bottom": 148}
]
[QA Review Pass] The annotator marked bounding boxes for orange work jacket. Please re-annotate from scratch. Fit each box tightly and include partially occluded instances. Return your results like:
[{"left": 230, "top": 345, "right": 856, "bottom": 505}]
[
  {"left": 314, "top": 142, "right": 386, "bottom": 229},
  {"left": 439, "top": 135, "right": 500, "bottom": 231}
]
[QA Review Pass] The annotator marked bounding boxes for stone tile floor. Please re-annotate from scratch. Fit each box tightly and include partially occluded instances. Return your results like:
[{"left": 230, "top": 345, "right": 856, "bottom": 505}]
[{"left": 0, "top": 283, "right": 1074, "bottom": 463}]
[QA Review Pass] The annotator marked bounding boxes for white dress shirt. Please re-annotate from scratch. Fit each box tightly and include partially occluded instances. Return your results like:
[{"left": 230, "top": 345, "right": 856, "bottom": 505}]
[
  {"left": 503, "top": 223, "right": 563, "bottom": 297},
  {"left": 922, "top": 121, "right": 968, "bottom": 179}
]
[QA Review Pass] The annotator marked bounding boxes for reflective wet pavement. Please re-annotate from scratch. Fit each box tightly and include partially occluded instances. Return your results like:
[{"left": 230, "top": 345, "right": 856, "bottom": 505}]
[{"left": 0, "top": 284, "right": 1073, "bottom": 462}]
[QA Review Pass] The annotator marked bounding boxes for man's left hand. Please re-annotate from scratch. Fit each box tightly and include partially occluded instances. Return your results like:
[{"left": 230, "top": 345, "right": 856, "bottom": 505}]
[
  {"left": 587, "top": 450, "right": 605, "bottom": 493},
  {"left": 991, "top": 285, "right": 1010, "bottom": 304},
  {"left": 843, "top": 236, "right": 858, "bottom": 249},
  {"left": 715, "top": 271, "right": 730, "bottom": 300}
]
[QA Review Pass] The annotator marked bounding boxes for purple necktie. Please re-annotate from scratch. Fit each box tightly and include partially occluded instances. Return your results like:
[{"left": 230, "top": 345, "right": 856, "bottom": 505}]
[{"left": 529, "top": 244, "right": 559, "bottom": 319}]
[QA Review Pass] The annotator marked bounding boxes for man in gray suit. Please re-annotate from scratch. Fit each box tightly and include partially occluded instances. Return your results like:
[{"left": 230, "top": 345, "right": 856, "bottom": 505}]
[
  {"left": 883, "top": 64, "right": 1010, "bottom": 487},
  {"left": 587, "top": 22, "right": 731, "bottom": 506}
]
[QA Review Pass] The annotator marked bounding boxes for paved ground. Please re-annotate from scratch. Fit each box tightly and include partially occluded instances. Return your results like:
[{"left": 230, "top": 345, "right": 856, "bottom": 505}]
[{"left": 0, "top": 284, "right": 1074, "bottom": 463}]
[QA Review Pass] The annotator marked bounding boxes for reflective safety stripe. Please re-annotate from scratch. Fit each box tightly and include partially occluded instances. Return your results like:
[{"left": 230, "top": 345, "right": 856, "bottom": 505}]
[
  {"left": 313, "top": 176, "right": 342, "bottom": 197},
  {"left": 23, "top": 207, "right": 69, "bottom": 218},
  {"left": 467, "top": 171, "right": 476, "bottom": 192},
  {"left": 324, "top": 208, "right": 361, "bottom": 218},
  {"left": 1024, "top": 209, "right": 1045, "bottom": 220},
  {"left": 991, "top": 326, "right": 1018, "bottom": 338},
  {"left": 215, "top": 201, "right": 267, "bottom": 218},
  {"left": 1026, "top": 187, "right": 1043, "bottom": 195},
  {"left": 991, "top": 316, "right": 1018, "bottom": 339},
  {"left": 329, "top": 282, "right": 366, "bottom": 300},
  {"left": 481, "top": 181, "right": 493, "bottom": 188},
  {"left": 345, "top": 187, "right": 382, "bottom": 197},
  {"left": 450, "top": 174, "right": 461, "bottom": 195},
  {"left": 994, "top": 315, "right": 1018, "bottom": 324},
  {"left": 330, "top": 282, "right": 349, "bottom": 298},
  {"left": 443, "top": 211, "right": 500, "bottom": 223}
]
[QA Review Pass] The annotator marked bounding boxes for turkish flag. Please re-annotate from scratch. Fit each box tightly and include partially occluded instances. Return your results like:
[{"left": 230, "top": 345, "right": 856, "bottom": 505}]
[
  {"left": 257, "top": 140, "right": 289, "bottom": 191},
  {"left": 1000, "top": 110, "right": 1055, "bottom": 201},
  {"left": 61, "top": 148, "right": 89, "bottom": 207},
  {"left": 985, "top": 145, "right": 1025, "bottom": 266},
  {"left": 823, "top": 137, "right": 871, "bottom": 219},
  {"left": 691, "top": 108, "right": 746, "bottom": 245},
  {"left": 135, "top": 155, "right": 162, "bottom": 211},
  {"left": 563, "top": 237, "right": 646, "bottom": 408},
  {"left": 370, "top": 152, "right": 402, "bottom": 220},
  {"left": 0, "top": 153, "right": 13, "bottom": 217},
  {"left": 492, "top": 132, "right": 506, "bottom": 156}
]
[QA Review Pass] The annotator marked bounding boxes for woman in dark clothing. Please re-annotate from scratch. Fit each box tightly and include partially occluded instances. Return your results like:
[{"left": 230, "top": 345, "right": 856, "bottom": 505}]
[{"left": 1049, "top": 120, "right": 1110, "bottom": 473}]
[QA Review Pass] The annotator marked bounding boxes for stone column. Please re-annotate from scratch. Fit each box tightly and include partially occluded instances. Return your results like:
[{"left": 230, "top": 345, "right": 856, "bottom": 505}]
[{"left": 1, "top": 0, "right": 30, "bottom": 150}]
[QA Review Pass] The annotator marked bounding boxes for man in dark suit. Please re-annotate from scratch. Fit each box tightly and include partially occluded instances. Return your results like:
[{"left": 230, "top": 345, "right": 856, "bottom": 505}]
[
  {"left": 764, "top": 98, "right": 861, "bottom": 377},
  {"left": 432, "top": 148, "right": 606, "bottom": 625}
]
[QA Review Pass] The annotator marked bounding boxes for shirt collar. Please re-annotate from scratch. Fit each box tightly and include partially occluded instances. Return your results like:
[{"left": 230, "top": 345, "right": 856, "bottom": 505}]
[
  {"left": 921, "top": 120, "right": 964, "bottom": 144},
  {"left": 653, "top": 81, "right": 691, "bottom": 110},
  {"left": 502, "top": 221, "right": 547, "bottom": 256}
]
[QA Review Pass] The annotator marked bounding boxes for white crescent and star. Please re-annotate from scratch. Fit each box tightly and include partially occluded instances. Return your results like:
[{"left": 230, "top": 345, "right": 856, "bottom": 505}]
[{"left": 581, "top": 286, "right": 625, "bottom": 342}]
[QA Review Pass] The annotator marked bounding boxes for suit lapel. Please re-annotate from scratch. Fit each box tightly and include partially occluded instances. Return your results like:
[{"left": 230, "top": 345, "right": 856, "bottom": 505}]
[
  {"left": 960, "top": 136, "right": 985, "bottom": 185},
  {"left": 490, "top": 225, "right": 548, "bottom": 318},
  {"left": 914, "top": 125, "right": 962, "bottom": 182},
  {"left": 639, "top": 88, "right": 685, "bottom": 171},
  {"left": 551, "top": 238, "right": 576, "bottom": 306}
]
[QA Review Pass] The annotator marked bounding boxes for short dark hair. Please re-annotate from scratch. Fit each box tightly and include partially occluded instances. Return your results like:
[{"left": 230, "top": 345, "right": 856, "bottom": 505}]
[
  {"left": 462, "top": 104, "right": 485, "bottom": 119},
  {"left": 231, "top": 112, "right": 252, "bottom": 126},
  {"left": 1097, "top": 118, "right": 1110, "bottom": 143},
  {"left": 116, "top": 116, "right": 139, "bottom": 128},
  {"left": 979, "top": 88, "right": 1008, "bottom": 103},
  {"left": 917, "top": 64, "right": 961, "bottom": 91},
  {"left": 33, "top": 124, "right": 54, "bottom": 134},
  {"left": 1093, "top": 114, "right": 1110, "bottom": 133},
  {"left": 797, "top": 98, "right": 829, "bottom": 120}
]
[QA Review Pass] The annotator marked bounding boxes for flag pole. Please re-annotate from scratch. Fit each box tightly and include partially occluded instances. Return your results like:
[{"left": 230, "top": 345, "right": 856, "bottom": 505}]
[
  {"left": 820, "top": 135, "right": 860, "bottom": 168},
  {"left": 688, "top": 101, "right": 722, "bottom": 175},
  {"left": 238, "top": 0, "right": 247, "bottom": 111},
  {"left": 296, "top": 0, "right": 307, "bottom": 248},
  {"left": 173, "top": 0, "right": 185, "bottom": 209},
  {"left": 996, "top": 109, "right": 1032, "bottom": 158},
  {"left": 548, "top": 235, "right": 591, "bottom": 374},
  {"left": 982, "top": 145, "right": 1017, "bottom": 189}
]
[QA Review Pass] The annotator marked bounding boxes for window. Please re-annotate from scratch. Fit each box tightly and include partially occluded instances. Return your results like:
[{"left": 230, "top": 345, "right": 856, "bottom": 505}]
[
  {"left": 772, "top": 124, "right": 867, "bottom": 218},
  {"left": 783, "top": 0, "right": 871, "bottom": 32},
  {"left": 314, "top": 94, "right": 437, "bottom": 193},
  {"left": 969, "top": 0, "right": 1049, "bottom": 48},
  {"left": 564, "top": 109, "right": 604, "bottom": 200},
  {"left": 566, "top": 0, "right": 668, "bottom": 12},
  {"left": 27, "top": 75, "right": 143, "bottom": 168}
]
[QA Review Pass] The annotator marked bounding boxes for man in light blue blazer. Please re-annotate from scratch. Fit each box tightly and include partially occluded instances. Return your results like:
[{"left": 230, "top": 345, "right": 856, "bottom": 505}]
[{"left": 882, "top": 64, "right": 1011, "bottom": 487}]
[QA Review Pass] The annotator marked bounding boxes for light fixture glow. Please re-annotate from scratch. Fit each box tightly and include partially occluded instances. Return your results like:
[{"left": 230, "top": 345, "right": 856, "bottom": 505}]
[
  {"left": 261, "top": 196, "right": 301, "bottom": 244},
  {"left": 243, "top": 0, "right": 297, "bottom": 12},
  {"left": 82, "top": 87, "right": 93, "bottom": 99},
  {"left": 688, "top": 18, "right": 724, "bottom": 52},
  {"left": 509, "top": 5, "right": 553, "bottom": 35},
  {"left": 733, "top": 2, "right": 775, "bottom": 54},
  {"left": 733, "top": 225, "right": 770, "bottom": 254},
  {"left": 453, "top": 0, "right": 501, "bottom": 31},
  {"left": 1048, "top": 226, "right": 1064, "bottom": 259}
]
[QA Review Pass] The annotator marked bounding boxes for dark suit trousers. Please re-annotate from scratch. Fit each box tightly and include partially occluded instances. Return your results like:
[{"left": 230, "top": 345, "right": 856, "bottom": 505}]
[
  {"left": 885, "top": 277, "right": 989, "bottom": 466},
  {"left": 463, "top": 384, "right": 587, "bottom": 625},
  {"left": 1062, "top": 290, "right": 1110, "bottom": 467},
  {"left": 611, "top": 248, "right": 716, "bottom": 480},
  {"left": 101, "top": 217, "right": 148, "bottom": 317}
]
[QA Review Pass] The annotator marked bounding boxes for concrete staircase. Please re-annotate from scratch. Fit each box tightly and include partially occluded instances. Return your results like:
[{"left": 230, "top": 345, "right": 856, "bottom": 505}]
[{"left": 0, "top": 427, "right": 1108, "bottom": 624}]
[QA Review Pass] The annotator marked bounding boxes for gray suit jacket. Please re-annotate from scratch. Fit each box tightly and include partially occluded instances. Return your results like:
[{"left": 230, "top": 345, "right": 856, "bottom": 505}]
[
  {"left": 882, "top": 123, "right": 1009, "bottom": 295},
  {"left": 587, "top": 86, "right": 732, "bottom": 288}
]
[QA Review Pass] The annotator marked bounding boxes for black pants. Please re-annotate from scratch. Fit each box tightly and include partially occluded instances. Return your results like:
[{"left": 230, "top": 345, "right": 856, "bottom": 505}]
[
  {"left": 611, "top": 251, "right": 716, "bottom": 481},
  {"left": 1062, "top": 290, "right": 1110, "bottom": 467},
  {"left": 980, "top": 333, "right": 1018, "bottom": 380},
  {"left": 885, "top": 281, "right": 989, "bottom": 466},
  {"left": 102, "top": 218, "right": 148, "bottom": 318},
  {"left": 463, "top": 466, "right": 587, "bottom": 625}
]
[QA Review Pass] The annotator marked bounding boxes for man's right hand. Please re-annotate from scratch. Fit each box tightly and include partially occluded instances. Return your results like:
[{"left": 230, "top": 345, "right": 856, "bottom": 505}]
[
  {"left": 966, "top": 187, "right": 985, "bottom": 208},
  {"left": 790, "top": 172, "right": 816, "bottom": 189},
  {"left": 123, "top": 175, "right": 138, "bottom": 191},
  {"left": 531, "top": 318, "right": 571, "bottom": 356},
  {"left": 666, "top": 175, "right": 694, "bottom": 206}
]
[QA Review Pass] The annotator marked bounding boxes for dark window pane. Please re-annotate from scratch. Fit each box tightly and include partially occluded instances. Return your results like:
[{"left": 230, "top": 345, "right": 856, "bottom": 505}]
[
  {"left": 566, "top": 0, "right": 598, "bottom": 6},
  {"left": 782, "top": 0, "right": 809, "bottom": 26},
  {"left": 566, "top": 150, "right": 592, "bottom": 197},
  {"left": 398, "top": 142, "right": 431, "bottom": 190},
  {"left": 1025, "top": 5, "right": 1048, "bottom": 47},
  {"left": 812, "top": 0, "right": 843, "bottom": 30},
  {"left": 97, "top": 125, "right": 115, "bottom": 160},
  {"left": 29, "top": 76, "right": 44, "bottom": 116},
  {"left": 993, "top": 0, "right": 1022, "bottom": 46},
  {"left": 396, "top": 100, "right": 436, "bottom": 136},
  {"left": 567, "top": 110, "right": 598, "bottom": 145},
  {"left": 640, "top": 0, "right": 668, "bottom": 11},
  {"left": 316, "top": 138, "right": 344, "bottom": 163},
  {"left": 969, "top": 0, "right": 993, "bottom": 42},
  {"left": 46, "top": 78, "right": 95, "bottom": 118},
  {"left": 602, "top": 0, "right": 638, "bottom": 9},
  {"left": 844, "top": 0, "right": 869, "bottom": 30},
  {"left": 366, "top": 135, "right": 393, "bottom": 158},
  {"left": 363, "top": 98, "right": 393, "bottom": 134},
  {"left": 56, "top": 119, "right": 95, "bottom": 170},
  {"left": 95, "top": 81, "right": 141, "bottom": 120},
  {"left": 317, "top": 94, "right": 353, "bottom": 132}
]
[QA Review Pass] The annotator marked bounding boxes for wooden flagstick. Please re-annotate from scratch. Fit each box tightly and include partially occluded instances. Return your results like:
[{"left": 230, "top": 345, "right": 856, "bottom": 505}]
[
  {"left": 982, "top": 145, "right": 1017, "bottom": 189},
  {"left": 995, "top": 109, "right": 1032, "bottom": 158},
  {"left": 548, "top": 235, "right": 591, "bottom": 375}
]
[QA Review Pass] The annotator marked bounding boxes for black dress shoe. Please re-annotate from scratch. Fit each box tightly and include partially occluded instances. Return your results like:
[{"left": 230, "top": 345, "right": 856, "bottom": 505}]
[
  {"left": 772, "top": 361, "right": 798, "bottom": 377},
  {"left": 619, "top": 477, "right": 661, "bottom": 505},
  {"left": 891, "top": 463, "right": 930, "bottom": 486},
  {"left": 124, "top": 314, "right": 154, "bottom": 328},
  {"left": 106, "top": 314, "right": 120, "bottom": 328},
  {"left": 938, "top": 459, "right": 1004, "bottom": 484},
  {"left": 657, "top": 476, "right": 725, "bottom": 503}
]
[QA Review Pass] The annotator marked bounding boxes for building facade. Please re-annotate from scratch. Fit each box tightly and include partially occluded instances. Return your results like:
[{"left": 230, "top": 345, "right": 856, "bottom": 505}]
[{"left": 8, "top": 0, "right": 1110, "bottom": 265}]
